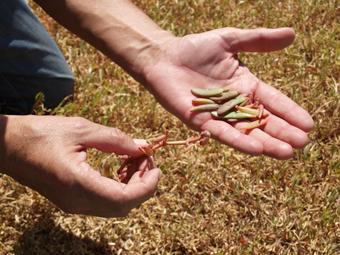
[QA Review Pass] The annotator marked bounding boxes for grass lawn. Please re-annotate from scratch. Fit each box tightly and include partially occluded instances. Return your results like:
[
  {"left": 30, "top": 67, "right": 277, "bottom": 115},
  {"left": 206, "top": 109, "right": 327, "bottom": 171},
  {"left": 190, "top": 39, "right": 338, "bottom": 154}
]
[{"left": 1, "top": 0, "right": 339, "bottom": 254}]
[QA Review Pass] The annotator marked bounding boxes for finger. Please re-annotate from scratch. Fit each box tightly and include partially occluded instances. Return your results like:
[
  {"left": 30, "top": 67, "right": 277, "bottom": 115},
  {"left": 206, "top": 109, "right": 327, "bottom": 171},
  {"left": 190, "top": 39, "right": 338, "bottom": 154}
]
[
  {"left": 217, "top": 27, "right": 295, "bottom": 54},
  {"left": 199, "top": 118, "right": 264, "bottom": 156},
  {"left": 74, "top": 163, "right": 161, "bottom": 217},
  {"left": 127, "top": 158, "right": 158, "bottom": 184},
  {"left": 263, "top": 114, "right": 310, "bottom": 149},
  {"left": 133, "top": 139, "right": 149, "bottom": 146},
  {"left": 136, "top": 155, "right": 156, "bottom": 178},
  {"left": 121, "top": 156, "right": 145, "bottom": 184},
  {"left": 193, "top": 109, "right": 307, "bottom": 159},
  {"left": 254, "top": 79, "right": 314, "bottom": 132},
  {"left": 122, "top": 168, "right": 161, "bottom": 210},
  {"left": 122, "top": 155, "right": 156, "bottom": 184},
  {"left": 78, "top": 120, "right": 142, "bottom": 157},
  {"left": 232, "top": 120, "right": 294, "bottom": 159}
]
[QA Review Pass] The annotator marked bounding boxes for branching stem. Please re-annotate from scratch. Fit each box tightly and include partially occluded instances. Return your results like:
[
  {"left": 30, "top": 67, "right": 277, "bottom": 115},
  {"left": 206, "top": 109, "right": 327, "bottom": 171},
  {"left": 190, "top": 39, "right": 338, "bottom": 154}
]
[{"left": 116, "top": 129, "right": 211, "bottom": 180}]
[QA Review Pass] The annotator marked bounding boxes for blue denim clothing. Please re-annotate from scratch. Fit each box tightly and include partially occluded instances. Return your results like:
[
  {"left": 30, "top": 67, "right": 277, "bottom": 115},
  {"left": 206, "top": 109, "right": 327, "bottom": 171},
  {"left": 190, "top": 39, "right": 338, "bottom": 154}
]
[{"left": 0, "top": 0, "right": 74, "bottom": 114}]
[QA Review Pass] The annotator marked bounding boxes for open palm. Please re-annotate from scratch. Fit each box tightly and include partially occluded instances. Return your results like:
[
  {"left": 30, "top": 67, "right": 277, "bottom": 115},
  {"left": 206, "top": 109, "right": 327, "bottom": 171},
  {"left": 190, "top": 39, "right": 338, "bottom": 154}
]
[{"left": 144, "top": 28, "right": 314, "bottom": 159}]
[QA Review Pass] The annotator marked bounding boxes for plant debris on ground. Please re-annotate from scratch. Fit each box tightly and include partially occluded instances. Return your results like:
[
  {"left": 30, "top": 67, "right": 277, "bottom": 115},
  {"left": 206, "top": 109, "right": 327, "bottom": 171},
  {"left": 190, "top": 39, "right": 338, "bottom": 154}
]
[{"left": 1, "top": 0, "right": 340, "bottom": 254}]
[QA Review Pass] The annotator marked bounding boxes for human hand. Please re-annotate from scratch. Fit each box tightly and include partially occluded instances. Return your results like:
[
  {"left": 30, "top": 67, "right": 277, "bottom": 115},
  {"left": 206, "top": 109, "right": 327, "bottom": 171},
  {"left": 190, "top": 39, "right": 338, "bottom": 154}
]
[
  {"left": 142, "top": 27, "right": 314, "bottom": 159},
  {"left": 0, "top": 115, "right": 161, "bottom": 217}
]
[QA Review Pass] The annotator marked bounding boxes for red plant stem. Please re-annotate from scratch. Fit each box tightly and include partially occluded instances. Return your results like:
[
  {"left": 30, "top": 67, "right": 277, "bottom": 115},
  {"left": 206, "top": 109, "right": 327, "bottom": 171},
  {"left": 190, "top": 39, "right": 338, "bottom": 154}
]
[
  {"left": 117, "top": 159, "right": 129, "bottom": 174},
  {"left": 168, "top": 136, "right": 201, "bottom": 145},
  {"left": 152, "top": 136, "right": 201, "bottom": 149},
  {"left": 117, "top": 130, "right": 210, "bottom": 175}
]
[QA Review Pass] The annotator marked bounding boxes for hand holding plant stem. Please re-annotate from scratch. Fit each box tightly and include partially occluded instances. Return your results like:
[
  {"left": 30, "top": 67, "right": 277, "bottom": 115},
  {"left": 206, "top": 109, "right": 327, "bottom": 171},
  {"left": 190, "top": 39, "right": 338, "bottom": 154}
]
[
  {"left": 117, "top": 128, "right": 211, "bottom": 181},
  {"left": 36, "top": 0, "right": 314, "bottom": 160},
  {"left": 0, "top": 115, "right": 162, "bottom": 217}
]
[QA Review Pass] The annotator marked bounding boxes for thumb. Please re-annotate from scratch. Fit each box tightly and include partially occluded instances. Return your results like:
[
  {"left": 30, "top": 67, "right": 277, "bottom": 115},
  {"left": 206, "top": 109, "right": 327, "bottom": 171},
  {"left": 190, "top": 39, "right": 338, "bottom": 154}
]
[
  {"left": 122, "top": 168, "right": 162, "bottom": 211},
  {"left": 219, "top": 27, "right": 295, "bottom": 53},
  {"left": 79, "top": 121, "right": 143, "bottom": 157}
]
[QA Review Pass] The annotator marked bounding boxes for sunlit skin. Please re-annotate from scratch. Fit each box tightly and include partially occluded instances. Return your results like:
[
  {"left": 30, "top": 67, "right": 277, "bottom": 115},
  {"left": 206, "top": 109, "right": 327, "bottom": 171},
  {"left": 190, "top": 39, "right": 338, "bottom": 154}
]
[
  {"left": 118, "top": 130, "right": 211, "bottom": 181},
  {"left": 0, "top": 0, "right": 314, "bottom": 217},
  {"left": 141, "top": 28, "right": 314, "bottom": 160},
  {"left": 35, "top": 0, "right": 314, "bottom": 160}
]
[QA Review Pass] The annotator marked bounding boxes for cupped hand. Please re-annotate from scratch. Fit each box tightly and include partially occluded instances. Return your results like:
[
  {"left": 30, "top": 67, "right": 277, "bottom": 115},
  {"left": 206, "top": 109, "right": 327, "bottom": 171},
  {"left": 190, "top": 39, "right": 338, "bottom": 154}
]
[
  {"left": 143, "top": 27, "right": 314, "bottom": 159},
  {"left": 0, "top": 115, "right": 161, "bottom": 217}
]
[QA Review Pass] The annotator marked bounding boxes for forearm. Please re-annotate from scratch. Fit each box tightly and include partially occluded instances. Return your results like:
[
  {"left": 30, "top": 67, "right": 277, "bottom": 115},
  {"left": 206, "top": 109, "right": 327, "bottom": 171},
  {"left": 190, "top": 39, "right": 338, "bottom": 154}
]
[
  {"left": 0, "top": 115, "right": 24, "bottom": 179},
  {"left": 34, "top": 0, "right": 174, "bottom": 85},
  {"left": 0, "top": 115, "right": 7, "bottom": 175}
]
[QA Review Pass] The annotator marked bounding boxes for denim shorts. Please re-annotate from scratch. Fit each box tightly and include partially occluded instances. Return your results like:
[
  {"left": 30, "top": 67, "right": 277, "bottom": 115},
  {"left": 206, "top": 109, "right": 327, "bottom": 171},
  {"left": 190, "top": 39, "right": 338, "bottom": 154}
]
[{"left": 0, "top": 0, "right": 75, "bottom": 114}]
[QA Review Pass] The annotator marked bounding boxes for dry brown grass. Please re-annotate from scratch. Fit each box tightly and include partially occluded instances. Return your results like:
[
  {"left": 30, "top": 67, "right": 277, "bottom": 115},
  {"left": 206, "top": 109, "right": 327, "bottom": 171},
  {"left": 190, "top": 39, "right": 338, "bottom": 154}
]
[{"left": 1, "top": 0, "right": 340, "bottom": 254}]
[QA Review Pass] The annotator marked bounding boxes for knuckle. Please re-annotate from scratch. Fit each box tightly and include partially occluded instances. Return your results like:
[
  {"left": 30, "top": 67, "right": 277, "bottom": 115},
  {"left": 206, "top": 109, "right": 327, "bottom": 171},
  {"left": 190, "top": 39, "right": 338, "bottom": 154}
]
[
  {"left": 109, "top": 128, "right": 131, "bottom": 145},
  {"left": 72, "top": 117, "right": 91, "bottom": 129}
]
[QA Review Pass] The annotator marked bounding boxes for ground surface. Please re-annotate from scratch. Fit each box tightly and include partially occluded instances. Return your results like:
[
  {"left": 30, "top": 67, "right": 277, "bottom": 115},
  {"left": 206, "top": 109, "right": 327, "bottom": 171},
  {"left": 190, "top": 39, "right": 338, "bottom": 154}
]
[{"left": 1, "top": 0, "right": 340, "bottom": 254}]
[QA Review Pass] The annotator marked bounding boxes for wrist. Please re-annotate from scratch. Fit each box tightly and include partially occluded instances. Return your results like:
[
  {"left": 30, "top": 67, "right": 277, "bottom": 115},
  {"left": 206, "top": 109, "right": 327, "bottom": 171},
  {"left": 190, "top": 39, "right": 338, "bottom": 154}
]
[
  {"left": 35, "top": 0, "right": 176, "bottom": 89},
  {"left": 0, "top": 115, "right": 6, "bottom": 174},
  {"left": 95, "top": 10, "right": 175, "bottom": 86},
  {"left": 120, "top": 30, "right": 175, "bottom": 87},
  {"left": 0, "top": 115, "right": 33, "bottom": 178},
  {"left": 0, "top": 115, "right": 18, "bottom": 176}
]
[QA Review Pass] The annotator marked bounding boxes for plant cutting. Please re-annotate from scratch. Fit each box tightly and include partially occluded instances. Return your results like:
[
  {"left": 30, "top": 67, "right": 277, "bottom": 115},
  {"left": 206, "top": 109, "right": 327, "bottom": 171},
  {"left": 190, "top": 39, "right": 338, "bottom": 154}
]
[
  {"left": 116, "top": 128, "right": 211, "bottom": 181},
  {"left": 190, "top": 87, "right": 268, "bottom": 131}
]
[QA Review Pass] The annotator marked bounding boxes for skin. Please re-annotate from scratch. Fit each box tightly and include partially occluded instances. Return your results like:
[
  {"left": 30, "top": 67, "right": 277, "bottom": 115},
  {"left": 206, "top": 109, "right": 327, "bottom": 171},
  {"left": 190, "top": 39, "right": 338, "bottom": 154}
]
[
  {"left": 0, "top": 0, "right": 314, "bottom": 217},
  {"left": 0, "top": 115, "right": 160, "bottom": 217}
]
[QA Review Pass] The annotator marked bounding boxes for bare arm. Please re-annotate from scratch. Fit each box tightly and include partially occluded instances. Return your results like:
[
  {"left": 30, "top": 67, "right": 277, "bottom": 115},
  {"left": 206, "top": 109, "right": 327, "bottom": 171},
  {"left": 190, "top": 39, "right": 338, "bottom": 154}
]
[
  {"left": 34, "top": 0, "right": 314, "bottom": 159},
  {"left": 34, "top": 0, "right": 173, "bottom": 84},
  {"left": 0, "top": 114, "right": 161, "bottom": 217},
  {"left": 0, "top": 0, "right": 313, "bottom": 217}
]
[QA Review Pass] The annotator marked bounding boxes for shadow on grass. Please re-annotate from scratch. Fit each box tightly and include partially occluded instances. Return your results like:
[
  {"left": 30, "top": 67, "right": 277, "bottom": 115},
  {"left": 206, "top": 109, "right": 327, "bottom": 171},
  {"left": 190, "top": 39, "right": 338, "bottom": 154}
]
[{"left": 13, "top": 211, "right": 114, "bottom": 255}]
